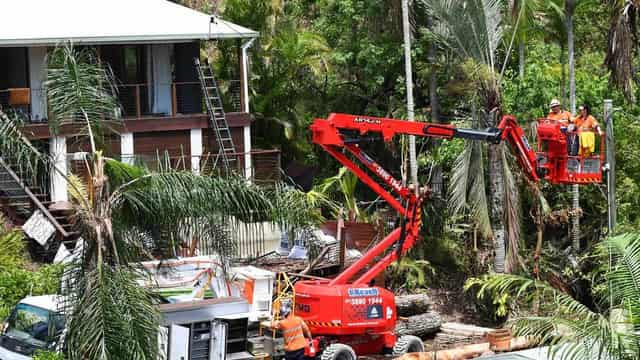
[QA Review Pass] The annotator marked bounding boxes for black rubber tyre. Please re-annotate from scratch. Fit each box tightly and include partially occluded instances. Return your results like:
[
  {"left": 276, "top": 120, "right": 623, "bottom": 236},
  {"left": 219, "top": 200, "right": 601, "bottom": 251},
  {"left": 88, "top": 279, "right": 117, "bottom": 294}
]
[
  {"left": 392, "top": 335, "right": 425, "bottom": 356},
  {"left": 320, "top": 343, "right": 357, "bottom": 360}
]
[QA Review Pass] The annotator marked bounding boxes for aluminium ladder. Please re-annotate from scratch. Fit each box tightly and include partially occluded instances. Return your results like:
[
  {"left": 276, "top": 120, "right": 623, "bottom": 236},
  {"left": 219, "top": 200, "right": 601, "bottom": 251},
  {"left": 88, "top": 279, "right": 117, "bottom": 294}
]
[{"left": 195, "top": 58, "right": 237, "bottom": 173}]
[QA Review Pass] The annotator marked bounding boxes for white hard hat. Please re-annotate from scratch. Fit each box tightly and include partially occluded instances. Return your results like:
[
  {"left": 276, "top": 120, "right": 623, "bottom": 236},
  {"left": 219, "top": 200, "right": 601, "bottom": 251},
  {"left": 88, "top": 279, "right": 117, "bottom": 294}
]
[
  {"left": 549, "top": 99, "right": 561, "bottom": 108},
  {"left": 280, "top": 299, "right": 292, "bottom": 317}
]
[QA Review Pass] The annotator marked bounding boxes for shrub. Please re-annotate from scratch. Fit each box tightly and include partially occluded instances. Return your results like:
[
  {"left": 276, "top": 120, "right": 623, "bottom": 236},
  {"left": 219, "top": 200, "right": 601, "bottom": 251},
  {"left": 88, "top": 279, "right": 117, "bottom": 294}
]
[{"left": 33, "top": 350, "right": 66, "bottom": 360}]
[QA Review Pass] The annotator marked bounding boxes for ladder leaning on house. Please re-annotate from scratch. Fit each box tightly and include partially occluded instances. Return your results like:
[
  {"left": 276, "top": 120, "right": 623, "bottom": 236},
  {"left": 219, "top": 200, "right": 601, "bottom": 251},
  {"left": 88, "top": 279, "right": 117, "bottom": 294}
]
[{"left": 194, "top": 58, "right": 237, "bottom": 173}]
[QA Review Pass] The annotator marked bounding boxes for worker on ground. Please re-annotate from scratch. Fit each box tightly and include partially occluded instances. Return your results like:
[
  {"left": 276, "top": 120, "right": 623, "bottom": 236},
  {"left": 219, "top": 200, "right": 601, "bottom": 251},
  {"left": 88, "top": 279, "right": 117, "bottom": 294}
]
[
  {"left": 272, "top": 299, "right": 313, "bottom": 360},
  {"left": 573, "top": 104, "right": 603, "bottom": 157},
  {"left": 547, "top": 99, "right": 578, "bottom": 155}
]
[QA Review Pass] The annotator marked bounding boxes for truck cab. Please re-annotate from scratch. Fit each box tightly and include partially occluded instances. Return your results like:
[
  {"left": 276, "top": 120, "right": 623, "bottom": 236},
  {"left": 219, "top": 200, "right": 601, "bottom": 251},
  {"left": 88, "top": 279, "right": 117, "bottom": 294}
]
[{"left": 0, "top": 295, "right": 64, "bottom": 360}]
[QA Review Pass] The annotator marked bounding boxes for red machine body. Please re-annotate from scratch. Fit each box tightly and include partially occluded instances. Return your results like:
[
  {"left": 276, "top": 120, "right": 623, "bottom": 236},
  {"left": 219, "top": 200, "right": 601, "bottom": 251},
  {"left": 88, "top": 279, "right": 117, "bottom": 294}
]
[
  {"left": 296, "top": 113, "right": 604, "bottom": 356},
  {"left": 535, "top": 119, "right": 604, "bottom": 184}
]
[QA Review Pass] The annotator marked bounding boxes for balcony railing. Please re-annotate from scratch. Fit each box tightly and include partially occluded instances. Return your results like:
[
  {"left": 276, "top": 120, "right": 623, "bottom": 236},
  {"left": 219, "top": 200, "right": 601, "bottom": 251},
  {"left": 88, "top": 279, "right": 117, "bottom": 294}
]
[
  {"left": 0, "top": 88, "right": 47, "bottom": 123},
  {"left": 117, "top": 80, "right": 242, "bottom": 119},
  {"left": 119, "top": 149, "right": 281, "bottom": 184},
  {"left": 0, "top": 80, "right": 243, "bottom": 123}
]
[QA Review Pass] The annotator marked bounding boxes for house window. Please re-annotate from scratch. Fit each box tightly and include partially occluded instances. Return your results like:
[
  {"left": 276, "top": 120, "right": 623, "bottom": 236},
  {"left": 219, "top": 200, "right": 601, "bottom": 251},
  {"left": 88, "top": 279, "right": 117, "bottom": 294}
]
[
  {"left": 99, "top": 45, "right": 148, "bottom": 117},
  {"left": 0, "top": 47, "right": 30, "bottom": 116}
]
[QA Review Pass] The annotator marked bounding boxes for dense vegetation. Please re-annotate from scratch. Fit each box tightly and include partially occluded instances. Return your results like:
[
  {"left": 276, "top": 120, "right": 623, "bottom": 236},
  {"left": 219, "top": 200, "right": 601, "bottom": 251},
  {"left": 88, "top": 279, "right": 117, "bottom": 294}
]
[
  {"left": 0, "top": 0, "right": 639, "bottom": 359},
  {"left": 193, "top": 1, "right": 640, "bottom": 352},
  {"left": 196, "top": 0, "right": 640, "bottom": 284}
]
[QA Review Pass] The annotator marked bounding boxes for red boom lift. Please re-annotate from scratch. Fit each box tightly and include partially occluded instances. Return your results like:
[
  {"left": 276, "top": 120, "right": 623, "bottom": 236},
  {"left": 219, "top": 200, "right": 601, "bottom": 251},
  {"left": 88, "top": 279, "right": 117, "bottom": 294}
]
[{"left": 294, "top": 113, "right": 604, "bottom": 360}]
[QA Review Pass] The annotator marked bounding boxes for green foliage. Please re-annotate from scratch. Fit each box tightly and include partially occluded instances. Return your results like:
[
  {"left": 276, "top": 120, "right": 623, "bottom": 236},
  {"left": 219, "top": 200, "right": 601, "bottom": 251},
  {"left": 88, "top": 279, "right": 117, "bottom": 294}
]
[
  {"left": 0, "top": 228, "right": 25, "bottom": 270},
  {"left": 65, "top": 267, "right": 160, "bottom": 360},
  {"left": 33, "top": 351, "right": 66, "bottom": 360},
  {"left": 0, "top": 264, "right": 63, "bottom": 321},
  {"left": 0, "top": 225, "right": 63, "bottom": 320},
  {"left": 465, "top": 277, "right": 511, "bottom": 321},
  {"left": 315, "top": 167, "right": 361, "bottom": 221},
  {"left": 387, "top": 258, "right": 434, "bottom": 293},
  {"left": 45, "top": 44, "right": 121, "bottom": 150},
  {"left": 465, "top": 232, "right": 640, "bottom": 360},
  {"left": 104, "top": 159, "right": 148, "bottom": 189}
]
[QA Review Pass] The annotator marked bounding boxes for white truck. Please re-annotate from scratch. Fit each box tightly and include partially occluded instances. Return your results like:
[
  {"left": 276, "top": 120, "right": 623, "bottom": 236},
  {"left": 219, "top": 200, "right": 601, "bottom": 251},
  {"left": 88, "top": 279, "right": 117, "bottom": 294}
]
[{"left": 0, "top": 295, "right": 64, "bottom": 360}]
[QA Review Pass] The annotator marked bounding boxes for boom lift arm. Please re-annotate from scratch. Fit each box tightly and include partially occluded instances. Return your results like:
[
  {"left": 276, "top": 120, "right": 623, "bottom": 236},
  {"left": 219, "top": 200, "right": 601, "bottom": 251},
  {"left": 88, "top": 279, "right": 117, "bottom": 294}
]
[{"left": 310, "top": 113, "right": 540, "bottom": 286}]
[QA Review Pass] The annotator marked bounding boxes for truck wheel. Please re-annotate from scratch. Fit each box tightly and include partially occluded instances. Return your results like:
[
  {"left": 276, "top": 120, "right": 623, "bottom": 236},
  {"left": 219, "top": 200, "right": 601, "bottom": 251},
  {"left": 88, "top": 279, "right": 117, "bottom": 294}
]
[
  {"left": 320, "top": 343, "right": 357, "bottom": 360},
  {"left": 392, "top": 335, "right": 425, "bottom": 356}
]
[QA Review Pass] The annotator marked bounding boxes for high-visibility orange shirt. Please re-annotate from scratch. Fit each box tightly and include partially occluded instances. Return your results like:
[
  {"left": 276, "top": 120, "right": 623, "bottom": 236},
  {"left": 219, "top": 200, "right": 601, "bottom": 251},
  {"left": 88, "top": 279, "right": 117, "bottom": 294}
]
[
  {"left": 573, "top": 114, "right": 600, "bottom": 131},
  {"left": 547, "top": 110, "right": 572, "bottom": 124},
  {"left": 277, "top": 316, "right": 309, "bottom": 352}
]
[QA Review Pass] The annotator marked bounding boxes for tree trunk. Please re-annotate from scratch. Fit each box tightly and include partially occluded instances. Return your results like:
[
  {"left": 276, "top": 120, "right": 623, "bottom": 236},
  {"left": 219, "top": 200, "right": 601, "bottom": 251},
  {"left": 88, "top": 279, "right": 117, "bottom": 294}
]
[
  {"left": 402, "top": 0, "right": 418, "bottom": 190},
  {"left": 518, "top": 42, "right": 525, "bottom": 79},
  {"left": 560, "top": 44, "right": 567, "bottom": 106},
  {"left": 395, "top": 294, "right": 433, "bottom": 317},
  {"left": 567, "top": 0, "right": 580, "bottom": 252},
  {"left": 394, "top": 312, "right": 442, "bottom": 337},
  {"left": 426, "top": 15, "right": 443, "bottom": 197},
  {"left": 488, "top": 144, "right": 506, "bottom": 273},
  {"left": 567, "top": 0, "right": 576, "bottom": 114},
  {"left": 427, "top": 16, "right": 439, "bottom": 123}
]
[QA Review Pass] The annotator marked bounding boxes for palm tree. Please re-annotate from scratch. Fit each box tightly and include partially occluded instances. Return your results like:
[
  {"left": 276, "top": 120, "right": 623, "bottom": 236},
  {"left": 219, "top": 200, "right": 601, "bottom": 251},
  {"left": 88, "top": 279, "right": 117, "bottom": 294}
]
[
  {"left": 606, "top": 0, "right": 640, "bottom": 103},
  {"left": 423, "top": 0, "right": 522, "bottom": 273},
  {"left": 505, "top": 0, "right": 545, "bottom": 79},
  {"left": 1, "top": 44, "right": 315, "bottom": 360},
  {"left": 467, "top": 232, "right": 640, "bottom": 359}
]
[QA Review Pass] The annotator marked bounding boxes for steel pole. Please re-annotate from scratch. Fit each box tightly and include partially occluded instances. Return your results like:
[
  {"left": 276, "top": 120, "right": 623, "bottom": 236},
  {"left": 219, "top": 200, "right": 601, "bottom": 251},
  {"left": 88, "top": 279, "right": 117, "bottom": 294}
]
[{"left": 604, "top": 99, "right": 615, "bottom": 233}]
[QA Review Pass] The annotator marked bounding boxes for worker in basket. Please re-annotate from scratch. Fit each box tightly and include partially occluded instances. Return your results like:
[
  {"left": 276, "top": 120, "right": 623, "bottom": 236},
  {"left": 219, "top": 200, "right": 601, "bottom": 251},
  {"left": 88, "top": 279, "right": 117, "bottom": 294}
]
[
  {"left": 272, "top": 299, "right": 313, "bottom": 360},
  {"left": 547, "top": 98, "right": 578, "bottom": 155},
  {"left": 573, "top": 104, "right": 603, "bottom": 157}
]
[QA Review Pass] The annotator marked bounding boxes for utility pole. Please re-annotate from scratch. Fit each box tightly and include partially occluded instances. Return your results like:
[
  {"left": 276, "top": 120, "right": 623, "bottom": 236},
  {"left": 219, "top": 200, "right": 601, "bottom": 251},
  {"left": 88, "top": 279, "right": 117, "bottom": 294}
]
[
  {"left": 402, "top": 0, "right": 418, "bottom": 193},
  {"left": 604, "top": 99, "right": 616, "bottom": 233}
]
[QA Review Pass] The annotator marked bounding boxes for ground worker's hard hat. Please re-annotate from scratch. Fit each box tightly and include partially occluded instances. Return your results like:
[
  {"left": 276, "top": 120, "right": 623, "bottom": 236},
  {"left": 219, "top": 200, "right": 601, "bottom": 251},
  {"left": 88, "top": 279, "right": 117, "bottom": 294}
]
[
  {"left": 280, "top": 299, "right": 292, "bottom": 317},
  {"left": 549, "top": 99, "right": 561, "bottom": 108}
]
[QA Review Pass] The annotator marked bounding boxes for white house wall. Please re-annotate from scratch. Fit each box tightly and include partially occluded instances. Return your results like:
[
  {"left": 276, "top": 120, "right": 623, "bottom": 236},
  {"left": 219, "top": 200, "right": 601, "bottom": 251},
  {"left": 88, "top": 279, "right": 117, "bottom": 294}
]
[{"left": 49, "top": 136, "right": 68, "bottom": 202}]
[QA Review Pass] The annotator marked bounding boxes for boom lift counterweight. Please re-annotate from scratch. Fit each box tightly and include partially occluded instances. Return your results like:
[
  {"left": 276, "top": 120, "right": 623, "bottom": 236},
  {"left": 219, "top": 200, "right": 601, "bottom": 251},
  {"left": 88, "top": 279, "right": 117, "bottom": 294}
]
[{"left": 294, "top": 113, "right": 604, "bottom": 359}]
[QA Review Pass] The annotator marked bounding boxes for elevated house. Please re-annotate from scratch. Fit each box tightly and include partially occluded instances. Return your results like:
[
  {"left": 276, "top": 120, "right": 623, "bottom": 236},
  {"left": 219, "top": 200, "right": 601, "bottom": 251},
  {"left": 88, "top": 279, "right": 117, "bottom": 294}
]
[{"left": 0, "top": 0, "right": 280, "bottom": 256}]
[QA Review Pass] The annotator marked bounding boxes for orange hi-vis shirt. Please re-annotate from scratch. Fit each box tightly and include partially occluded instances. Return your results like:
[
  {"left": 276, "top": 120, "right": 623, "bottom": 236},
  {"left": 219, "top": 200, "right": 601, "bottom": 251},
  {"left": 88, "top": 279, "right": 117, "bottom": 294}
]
[
  {"left": 547, "top": 110, "right": 572, "bottom": 124},
  {"left": 573, "top": 114, "right": 600, "bottom": 131},
  {"left": 278, "top": 316, "right": 309, "bottom": 352}
]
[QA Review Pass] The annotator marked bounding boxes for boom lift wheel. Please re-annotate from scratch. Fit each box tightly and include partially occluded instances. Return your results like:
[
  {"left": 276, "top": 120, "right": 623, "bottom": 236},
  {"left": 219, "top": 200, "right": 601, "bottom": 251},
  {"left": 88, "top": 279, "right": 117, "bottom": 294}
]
[
  {"left": 320, "top": 343, "right": 357, "bottom": 360},
  {"left": 392, "top": 335, "right": 425, "bottom": 356}
]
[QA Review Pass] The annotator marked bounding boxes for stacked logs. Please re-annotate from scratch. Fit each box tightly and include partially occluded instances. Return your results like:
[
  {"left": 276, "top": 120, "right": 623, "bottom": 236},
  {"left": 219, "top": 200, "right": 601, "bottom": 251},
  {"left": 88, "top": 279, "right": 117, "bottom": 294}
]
[
  {"left": 394, "top": 294, "right": 442, "bottom": 337},
  {"left": 434, "top": 322, "right": 495, "bottom": 348}
]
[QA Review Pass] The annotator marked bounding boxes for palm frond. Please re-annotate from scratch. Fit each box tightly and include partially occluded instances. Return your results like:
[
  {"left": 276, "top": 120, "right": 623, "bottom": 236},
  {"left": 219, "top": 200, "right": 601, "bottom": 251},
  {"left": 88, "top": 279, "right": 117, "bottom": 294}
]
[
  {"left": 467, "top": 232, "right": 640, "bottom": 360},
  {"left": 422, "top": 0, "right": 503, "bottom": 69},
  {"left": 0, "top": 108, "right": 47, "bottom": 182},
  {"left": 107, "top": 173, "right": 258, "bottom": 258},
  {"left": 63, "top": 266, "right": 160, "bottom": 360},
  {"left": 605, "top": 2, "right": 638, "bottom": 103},
  {"left": 448, "top": 141, "right": 472, "bottom": 216},
  {"left": 110, "top": 172, "right": 272, "bottom": 228},
  {"left": 604, "top": 234, "right": 640, "bottom": 325},
  {"left": 45, "top": 43, "right": 122, "bottom": 151},
  {"left": 468, "top": 140, "right": 492, "bottom": 238},
  {"left": 269, "top": 183, "right": 331, "bottom": 231}
]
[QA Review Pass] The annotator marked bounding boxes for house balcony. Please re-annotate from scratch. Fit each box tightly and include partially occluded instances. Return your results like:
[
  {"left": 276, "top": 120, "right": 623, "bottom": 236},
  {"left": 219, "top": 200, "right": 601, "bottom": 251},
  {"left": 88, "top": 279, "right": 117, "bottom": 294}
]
[
  {"left": 2, "top": 81, "right": 252, "bottom": 140},
  {"left": 1, "top": 80, "right": 242, "bottom": 123}
]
